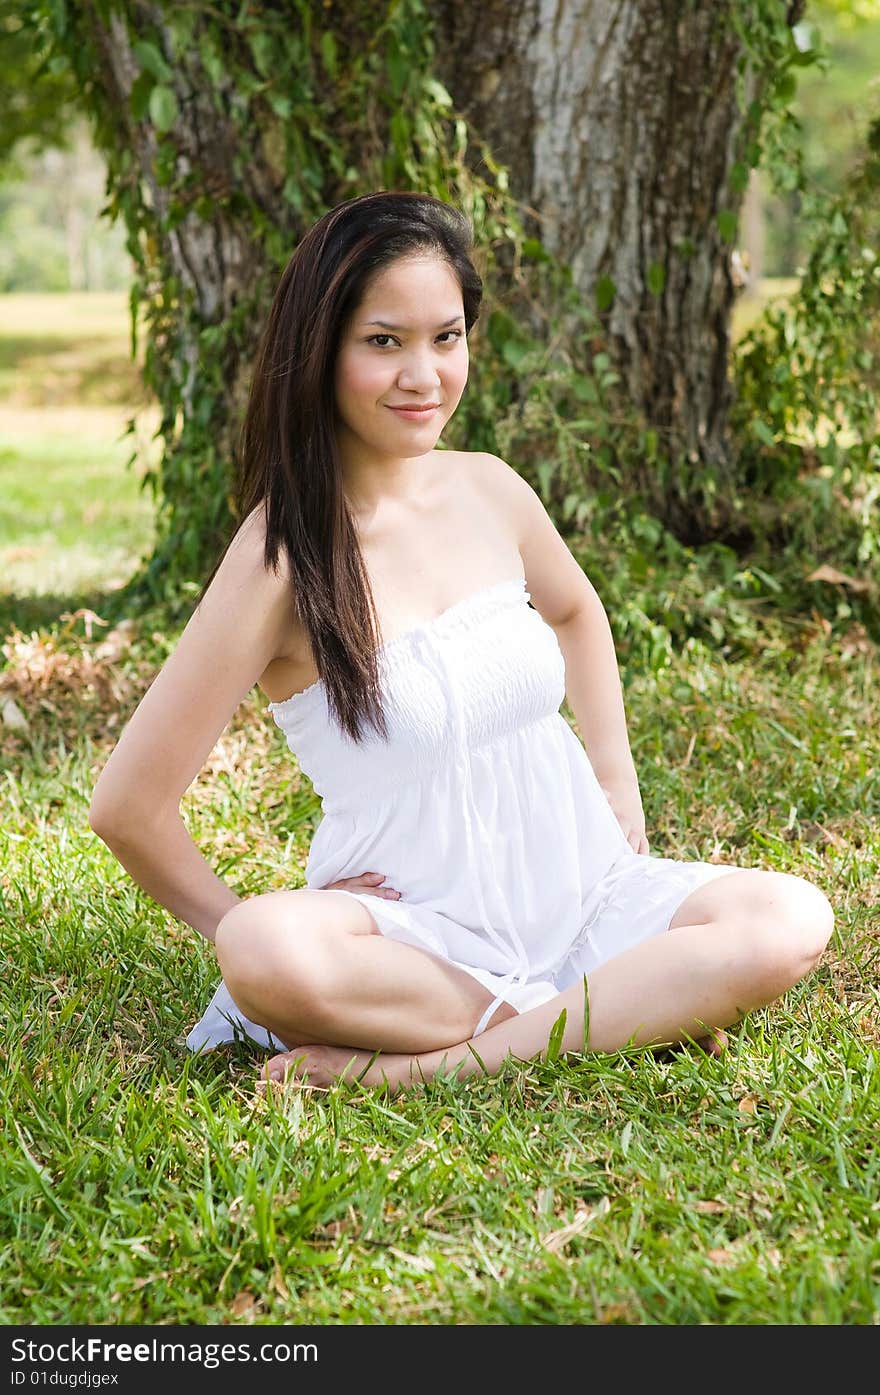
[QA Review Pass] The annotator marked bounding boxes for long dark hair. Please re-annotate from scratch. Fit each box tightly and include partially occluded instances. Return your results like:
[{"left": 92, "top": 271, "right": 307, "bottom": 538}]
[{"left": 195, "top": 190, "right": 483, "bottom": 744}]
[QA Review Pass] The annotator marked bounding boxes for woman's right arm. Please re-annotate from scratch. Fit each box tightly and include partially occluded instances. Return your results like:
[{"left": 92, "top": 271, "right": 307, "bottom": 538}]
[{"left": 88, "top": 508, "right": 297, "bottom": 945}]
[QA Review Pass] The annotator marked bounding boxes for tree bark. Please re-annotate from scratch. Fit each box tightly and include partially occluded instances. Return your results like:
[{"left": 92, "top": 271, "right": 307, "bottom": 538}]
[
  {"left": 430, "top": 0, "right": 774, "bottom": 525},
  {"left": 78, "top": 0, "right": 285, "bottom": 431}
]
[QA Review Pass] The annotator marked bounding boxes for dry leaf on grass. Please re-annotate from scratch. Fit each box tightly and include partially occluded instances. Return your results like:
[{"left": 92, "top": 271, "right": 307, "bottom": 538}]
[
  {"left": 541, "top": 1197, "right": 610, "bottom": 1254},
  {"left": 1, "top": 697, "right": 28, "bottom": 730},
  {"left": 229, "top": 1290, "right": 261, "bottom": 1318},
  {"left": 806, "top": 564, "right": 871, "bottom": 593}
]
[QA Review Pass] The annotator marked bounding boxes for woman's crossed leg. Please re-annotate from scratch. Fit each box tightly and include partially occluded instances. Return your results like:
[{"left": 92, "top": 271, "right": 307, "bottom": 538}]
[
  {"left": 215, "top": 867, "right": 835, "bottom": 1091},
  {"left": 214, "top": 886, "right": 517, "bottom": 1059}
]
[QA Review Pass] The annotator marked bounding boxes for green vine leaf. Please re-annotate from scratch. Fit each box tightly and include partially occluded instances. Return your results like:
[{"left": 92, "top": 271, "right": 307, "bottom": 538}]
[
  {"left": 132, "top": 40, "right": 172, "bottom": 83},
  {"left": 772, "top": 69, "right": 798, "bottom": 105},
  {"left": 647, "top": 261, "right": 666, "bottom": 296},
  {"left": 423, "top": 77, "right": 452, "bottom": 107},
  {"left": 249, "top": 32, "right": 276, "bottom": 79},
  {"left": 129, "top": 71, "right": 154, "bottom": 123},
  {"left": 268, "top": 94, "right": 293, "bottom": 120},
  {"left": 595, "top": 274, "right": 616, "bottom": 312},
  {"left": 320, "top": 32, "right": 338, "bottom": 80},
  {"left": 730, "top": 160, "right": 750, "bottom": 193},
  {"left": 149, "top": 85, "right": 179, "bottom": 133},
  {"left": 717, "top": 209, "right": 738, "bottom": 244}
]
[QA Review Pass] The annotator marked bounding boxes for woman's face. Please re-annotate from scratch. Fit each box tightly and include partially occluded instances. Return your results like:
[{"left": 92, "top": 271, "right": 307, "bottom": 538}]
[{"left": 334, "top": 253, "right": 469, "bottom": 466}]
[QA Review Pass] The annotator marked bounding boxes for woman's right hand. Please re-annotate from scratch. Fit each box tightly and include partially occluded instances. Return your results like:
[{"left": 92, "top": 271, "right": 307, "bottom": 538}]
[{"left": 321, "top": 871, "right": 401, "bottom": 900}]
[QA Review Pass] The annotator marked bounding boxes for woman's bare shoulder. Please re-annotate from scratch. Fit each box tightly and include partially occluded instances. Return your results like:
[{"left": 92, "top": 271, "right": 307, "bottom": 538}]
[
  {"left": 228, "top": 503, "right": 296, "bottom": 591},
  {"left": 460, "top": 450, "right": 526, "bottom": 528},
  {"left": 439, "top": 448, "right": 509, "bottom": 491}
]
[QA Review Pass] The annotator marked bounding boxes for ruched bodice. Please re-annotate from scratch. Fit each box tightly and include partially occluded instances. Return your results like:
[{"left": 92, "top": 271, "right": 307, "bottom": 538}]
[
  {"left": 267, "top": 578, "right": 565, "bottom": 809},
  {"left": 186, "top": 575, "right": 741, "bottom": 1055}
]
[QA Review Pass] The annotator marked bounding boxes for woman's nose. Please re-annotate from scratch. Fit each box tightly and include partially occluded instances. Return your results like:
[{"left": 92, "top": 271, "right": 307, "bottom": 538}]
[{"left": 397, "top": 348, "right": 442, "bottom": 389}]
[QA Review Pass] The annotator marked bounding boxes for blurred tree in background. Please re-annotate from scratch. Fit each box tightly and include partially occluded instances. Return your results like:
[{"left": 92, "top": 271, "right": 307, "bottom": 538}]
[
  {"left": 0, "top": 0, "right": 79, "bottom": 171},
  {"left": 0, "top": 4, "right": 131, "bottom": 292},
  {"left": 7, "top": 3, "right": 876, "bottom": 291},
  {"left": 760, "top": 0, "right": 880, "bottom": 275},
  {"left": 0, "top": 117, "right": 132, "bottom": 292}
]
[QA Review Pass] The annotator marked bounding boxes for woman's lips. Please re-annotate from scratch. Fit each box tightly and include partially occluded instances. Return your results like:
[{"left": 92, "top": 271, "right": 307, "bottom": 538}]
[{"left": 386, "top": 405, "right": 440, "bottom": 421}]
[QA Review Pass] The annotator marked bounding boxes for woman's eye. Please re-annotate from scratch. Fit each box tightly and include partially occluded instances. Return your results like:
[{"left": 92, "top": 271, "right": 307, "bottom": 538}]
[{"left": 367, "top": 331, "right": 463, "bottom": 347}]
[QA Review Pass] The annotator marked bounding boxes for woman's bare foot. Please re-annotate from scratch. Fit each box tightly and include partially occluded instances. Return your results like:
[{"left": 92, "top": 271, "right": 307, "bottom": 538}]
[
  {"left": 257, "top": 1042, "right": 393, "bottom": 1092},
  {"left": 692, "top": 1027, "right": 729, "bottom": 1057},
  {"left": 255, "top": 1024, "right": 731, "bottom": 1097}
]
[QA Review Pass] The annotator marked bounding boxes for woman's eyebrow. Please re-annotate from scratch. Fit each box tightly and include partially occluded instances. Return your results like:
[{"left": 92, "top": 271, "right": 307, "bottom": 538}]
[{"left": 362, "top": 315, "right": 465, "bottom": 329}]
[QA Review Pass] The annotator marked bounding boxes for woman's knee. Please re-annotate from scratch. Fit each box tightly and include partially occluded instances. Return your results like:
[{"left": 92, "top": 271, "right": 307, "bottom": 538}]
[
  {"left": 214, "top": 892, "right": 337, "bottom": 1024},
  {"left": 738, "top": 872, "right": 835, "bottom": 995},
  {"left": 770, "top": 872, "right": 835, "bottom": 964}
]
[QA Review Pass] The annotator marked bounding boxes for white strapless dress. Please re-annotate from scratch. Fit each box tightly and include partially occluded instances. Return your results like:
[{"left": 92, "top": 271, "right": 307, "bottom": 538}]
[{"left": 187, "top": 576, "right": 739, "bottom": 1053}]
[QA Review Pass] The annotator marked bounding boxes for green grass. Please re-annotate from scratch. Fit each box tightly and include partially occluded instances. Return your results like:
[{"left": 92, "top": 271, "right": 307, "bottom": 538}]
[
  {"left": 0, "top": 431, "right": 157, "bottom": 610},
  {"left": 0, "top": 291, "right": 158, "bottom": 633},
  {"left": 1, "top": 293, "right": 878, "bottom": 1326},
  {"left": 0, "top": 292, "right": 149, "bottom": 408}
]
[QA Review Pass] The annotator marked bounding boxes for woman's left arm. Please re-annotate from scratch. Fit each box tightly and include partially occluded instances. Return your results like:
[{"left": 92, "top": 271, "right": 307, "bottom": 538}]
[
  {"left": 478, "top": 453, "right": 648, "bottom": 855},
  {"left": 554, "top": 598, "right": 649, "bottom": 854}
]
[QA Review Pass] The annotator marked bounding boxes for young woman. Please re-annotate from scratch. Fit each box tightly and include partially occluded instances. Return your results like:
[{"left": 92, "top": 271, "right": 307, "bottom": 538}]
[{"left": 89, "top": 190, "right": 835, "bottom": 1094}]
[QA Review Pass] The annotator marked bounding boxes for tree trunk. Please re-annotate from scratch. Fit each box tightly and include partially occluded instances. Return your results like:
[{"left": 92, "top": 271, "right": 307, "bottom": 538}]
[
  {"left": 430, "top": 0, "right": 776, "bottom": 528},
  {"left": 77, "top": 1, "right": 287, "bottom": 428},
  {"left": 46, "top": 0, "right": 801, "bottom": 591}
]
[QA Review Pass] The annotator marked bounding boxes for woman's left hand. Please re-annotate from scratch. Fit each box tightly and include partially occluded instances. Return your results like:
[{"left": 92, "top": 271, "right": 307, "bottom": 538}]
[{"left": 599, "top": 770, "right": 650, "bottom": 855}]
